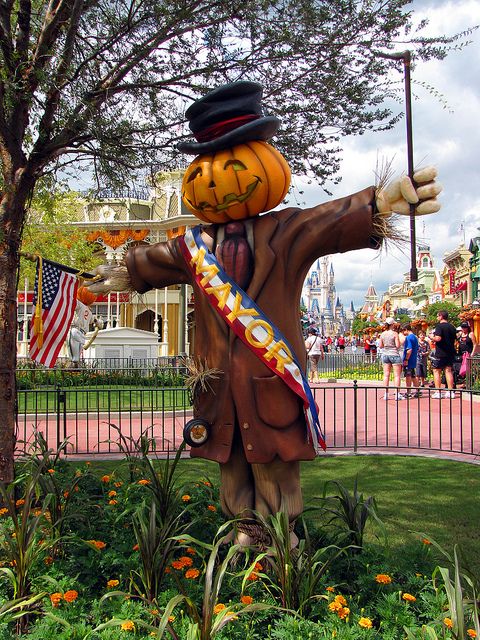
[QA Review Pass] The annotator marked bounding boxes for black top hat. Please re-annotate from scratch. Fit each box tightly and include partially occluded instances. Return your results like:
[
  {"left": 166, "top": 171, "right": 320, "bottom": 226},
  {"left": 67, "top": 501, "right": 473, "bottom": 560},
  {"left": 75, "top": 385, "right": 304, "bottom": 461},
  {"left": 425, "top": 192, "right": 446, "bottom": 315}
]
[{"left": 177, "top": 81, "right": 280, "bottom": 155}]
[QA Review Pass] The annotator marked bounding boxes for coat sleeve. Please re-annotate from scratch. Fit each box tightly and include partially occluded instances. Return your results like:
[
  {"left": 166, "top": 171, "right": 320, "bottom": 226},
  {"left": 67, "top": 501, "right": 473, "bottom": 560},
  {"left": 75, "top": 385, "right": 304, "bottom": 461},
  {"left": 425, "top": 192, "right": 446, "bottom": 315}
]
[
  {"left": 125, "top": 238, "right": 189, "bottom": 293},
  {"left": 273, "top": 186, "right": 380, "bottom": 271}
]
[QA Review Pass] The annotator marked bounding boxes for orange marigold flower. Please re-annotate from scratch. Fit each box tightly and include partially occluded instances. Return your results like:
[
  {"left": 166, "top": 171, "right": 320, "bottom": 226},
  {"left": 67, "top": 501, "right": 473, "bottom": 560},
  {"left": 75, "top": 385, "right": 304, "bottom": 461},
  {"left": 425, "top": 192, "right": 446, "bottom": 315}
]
[
  {"left": 85, "top": 461, "right": 91, "bottom": 466},
  {"left": 241, "top": 595, "right": 253, "bottom": 605},
  {"left": 101, "top": 475, "right": 111, "bottom": 483},
  {"left": 186, "top": 547, "right": 196, "bottom": 555},
  {"left": 334, "top": 594, "right": 347, "bottom": 606},
  {"left": 422, "top": 538, "right": 432, "bottom": 545},
  {"left": 88, "top": 539, "right": 106, "bottom": 550},
  {"left": 359, "top": 617, "right": 373, "bottom": 629},
  {"left": 114, "top": 481, "right": 123, "bottom": 488},
  {"left": 467, "top": 630, "right": 477, "bottom": 638},
  {"left": 44, "top": 556, "right": 54, "bottom": 566},
  {"left": 375, "top": 574, "right": 392, "bottom": 584},
  {"left": 182, "top": 495, "right": 191, "bottom": 502},
  {"left": 329, "top": 601, "right": 342, "bottom": 613},
  {"left": 121, "top": 620, "right": 135, "bottom": 631},
  {"left": 108, "top": 499, "right": 118, "bottom": 505},
  {"left": 337, "top": 607, "right": 350, "bottom": 620},
  {"left": 132, "top": 543, "right": 139, "bottom": 551},
  {"left": 172, "top": 559, "right": 186, "bottom": 570},
  {"left": 63, "top": 491, "right": 69, "bottom": 498},
  {"left": 179, "top": 556, "right": 193, "bottom": 567},
  {"left": 214, "top": 603, "right": 226, "bottom": 614},
  {"left": 402, "top": 593, "right": 416, "bottom": 602},
  {"left": 203, "top": 480, "right": 212, "bottom": 487},
  {"left": 326, "top": 586, "right": 335, "bottom": 592},
  {"left": 107, "top": 579, "right": 119, "bottom": 588},
  {"left": 47, "top": 468, "right": 55, "bottom": 474},
  {"left": 138, "top": 479, "right": 151, "bottom": 485},
  {"left": 149, "top": 609, "right": 159, "bottom": 615},
  {"left": 64, "top": 590, "right": 78, "bottom": 603},
  {"left": 207, "top": 505, "right": 217, "bottom": 512},
  {"left": 74, "top": 485, "right": 79, "bottom": 492},
  {"left": 15, "top": 499, "right": 25, "bottom": 507},
  {"left": 108, "top": 490, "right": 117, "bottom": 497},
  {"left": 164, "top": 567, "right": 172, "bottom": 574},
  {"left": 443, "top": 618, "right": 453, "bottom": 629},
  {"left": 50, "top": 592, "right": 63, "bottom": 607},
  {"left": 0, "top": 507, "right": 8, "bottom": 516},
  {"left": 254, "top": 562, "right": 263, "bottom": 572},
  {"left": 185, "top": 568, "right": 200, "bottom": 579},
  {"left": 246, "top": 572, "right": 258, "bottom": 581},
  {"left": 168, "top": 616, "right": 175, "bottom": 623}
]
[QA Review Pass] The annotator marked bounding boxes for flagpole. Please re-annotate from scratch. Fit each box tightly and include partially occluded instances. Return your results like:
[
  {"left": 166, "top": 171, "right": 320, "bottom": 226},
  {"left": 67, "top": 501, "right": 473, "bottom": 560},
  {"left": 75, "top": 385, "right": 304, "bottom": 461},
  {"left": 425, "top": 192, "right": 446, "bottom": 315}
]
[{"left": 20, "top": 252, "right": 96, "bottom": 279}]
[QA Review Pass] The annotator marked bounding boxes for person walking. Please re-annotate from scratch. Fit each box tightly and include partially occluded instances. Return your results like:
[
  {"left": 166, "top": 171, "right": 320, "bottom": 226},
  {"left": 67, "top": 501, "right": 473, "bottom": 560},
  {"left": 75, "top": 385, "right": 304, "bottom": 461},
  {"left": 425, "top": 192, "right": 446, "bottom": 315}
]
[
  {"left": 402, "top": 324, "right": 420, "bottom": 397},
  {"left": 455, "top": 320, "right": 478, "bottom": 388},
  {"left": 416, "top": 330, "right": 430, "bottom": 387},
  {"left": 379, "top": 318, "right": 404, "bottom": 400},
  {"left": 429, "top": 310, "right": 457, "bottom": 398},
  {"left": 305, "top": 328, "right": 324, "bottom": 383}
]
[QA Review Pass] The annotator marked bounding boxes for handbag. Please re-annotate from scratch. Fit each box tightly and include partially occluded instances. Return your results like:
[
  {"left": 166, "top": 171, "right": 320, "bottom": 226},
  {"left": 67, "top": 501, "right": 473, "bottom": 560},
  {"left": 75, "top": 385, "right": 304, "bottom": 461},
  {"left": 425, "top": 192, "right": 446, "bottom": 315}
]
[{"left": 459, "top": 352, "right": 468, "bottom": 377}]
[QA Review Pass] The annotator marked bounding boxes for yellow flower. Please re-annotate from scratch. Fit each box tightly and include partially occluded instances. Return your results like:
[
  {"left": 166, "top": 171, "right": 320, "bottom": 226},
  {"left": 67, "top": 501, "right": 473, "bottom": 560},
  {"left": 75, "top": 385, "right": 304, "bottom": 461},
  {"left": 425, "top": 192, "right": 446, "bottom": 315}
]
[
  {"left": 101, "top": 475, "right": 111, "bottom": 483},
  {"left": 326, "top": 586, "right": 335, "bottom": 592},
  {"left": 214, "top": 603, "right": 226, "bottom": 614},
  {"left": 337, "top": 607, "right": 350, "bottom": 620},
  {"left": 121, "top": 620, "right": 135, "bottom": 631},
  {"left": 241, "top": 595, "right": 253, "bottom": 605},
  {"left": 359, "top": 617, "right": 373, "bottom": 629},
  {"left": 207, "top": 504, "right": 217, "bottom": 512},
  {"left": 375, "top": 574, "right": 392, "bottom": 584},
  {"left": 467, "top": 629, "right": 477, "bottom": 638},
  {"left": 402, "top": 593, "right": 416, "bottom": 602},
  {"left": 444, "top": 618, "right": 453, "bottom": 629},
  {"left": 138, "top": 479, "right": 151, "bottom": 485},
  {"left": 182, "top": 494, "right": 191, "bottom": 502},
  {"left": 107, "top": 579, "right": 120, "bottom": 588},
  {"left": 64, "top": 590, "right": 78, "bottom": 602},
  {"left": 185, "top": 568, "right": 200, "bottom": 579}
]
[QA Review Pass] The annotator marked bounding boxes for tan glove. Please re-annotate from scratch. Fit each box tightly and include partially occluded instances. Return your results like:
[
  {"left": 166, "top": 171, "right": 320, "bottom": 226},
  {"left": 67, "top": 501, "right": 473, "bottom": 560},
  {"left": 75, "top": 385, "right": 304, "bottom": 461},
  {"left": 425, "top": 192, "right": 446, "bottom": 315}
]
[
  {"left": 86, "top": 264, "right": 131, "bottom": 294},
  {"left": 376, "top": 166, "right": 442, "bottom": 217}
]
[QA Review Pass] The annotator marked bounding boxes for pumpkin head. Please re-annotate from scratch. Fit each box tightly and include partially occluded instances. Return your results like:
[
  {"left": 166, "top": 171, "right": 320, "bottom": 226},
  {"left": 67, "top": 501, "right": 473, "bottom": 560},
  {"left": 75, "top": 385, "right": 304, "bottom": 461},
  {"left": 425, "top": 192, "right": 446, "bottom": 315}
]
[
  {"left": 77, "top": 286, "right": 97, "bottom": 306},
  {"left": 181, "top": 141, "right": 291, "bottom": 223}
]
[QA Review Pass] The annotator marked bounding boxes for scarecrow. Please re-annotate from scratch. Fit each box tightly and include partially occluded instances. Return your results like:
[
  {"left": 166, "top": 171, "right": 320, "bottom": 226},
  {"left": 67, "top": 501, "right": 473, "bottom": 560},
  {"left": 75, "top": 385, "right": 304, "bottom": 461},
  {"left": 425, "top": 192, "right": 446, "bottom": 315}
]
[{"left": 89, "top": 81, "right": 441, "bottom": 546}]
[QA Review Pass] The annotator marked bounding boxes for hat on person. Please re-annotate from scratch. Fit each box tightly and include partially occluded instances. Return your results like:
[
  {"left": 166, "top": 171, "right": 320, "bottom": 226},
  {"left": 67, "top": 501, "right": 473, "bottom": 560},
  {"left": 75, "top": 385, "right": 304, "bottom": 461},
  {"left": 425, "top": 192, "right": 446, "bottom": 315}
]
[
  {"left": 177, "top": 81, "right": 280, "bottom": 154},
  {"left": 460, "top": 321, "right": 470, "bottom": 329},
  {"left": 385, "top": 317, "right": 395, "bottom": 325}
]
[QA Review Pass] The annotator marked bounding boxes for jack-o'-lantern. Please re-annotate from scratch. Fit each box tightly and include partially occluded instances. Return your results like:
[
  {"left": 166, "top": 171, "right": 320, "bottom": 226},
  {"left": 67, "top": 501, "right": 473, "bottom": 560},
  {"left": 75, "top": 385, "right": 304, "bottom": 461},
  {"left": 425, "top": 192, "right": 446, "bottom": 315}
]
[
  {"left": 181, "top": 141, "right": 291, "bottom": 224},
  {"left": 77, "top": 285, "right": 97, "bottom": 306}
]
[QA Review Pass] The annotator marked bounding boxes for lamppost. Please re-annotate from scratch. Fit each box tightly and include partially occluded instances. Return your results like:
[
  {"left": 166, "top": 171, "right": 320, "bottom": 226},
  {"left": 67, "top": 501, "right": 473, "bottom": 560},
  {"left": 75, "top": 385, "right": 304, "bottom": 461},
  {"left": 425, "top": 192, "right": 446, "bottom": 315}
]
[{"left": 375, "top": 50, "right": 418, "bottom": 283}]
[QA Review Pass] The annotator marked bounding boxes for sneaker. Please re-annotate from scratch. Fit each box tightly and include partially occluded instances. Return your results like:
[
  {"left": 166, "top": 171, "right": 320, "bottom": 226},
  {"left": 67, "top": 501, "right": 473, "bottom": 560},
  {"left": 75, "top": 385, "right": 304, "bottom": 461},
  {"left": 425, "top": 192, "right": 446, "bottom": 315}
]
[
  {"left": 395, "top": 393, "right": 406, "bottom": 400},
  {"left": 431, "top": 391, "right": 443, "bottom": 399},
  {"left": 443, "top": 391, "right": 455, "bottom": 399},
  {"left": 408, "top": 391, "right": 421, "bottom": 398}
]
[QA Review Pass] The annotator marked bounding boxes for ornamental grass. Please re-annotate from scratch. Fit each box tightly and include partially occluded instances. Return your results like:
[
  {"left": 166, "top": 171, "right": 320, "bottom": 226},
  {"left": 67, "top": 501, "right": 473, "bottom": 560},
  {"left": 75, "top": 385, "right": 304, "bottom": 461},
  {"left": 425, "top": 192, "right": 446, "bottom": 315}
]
[{"left": 0, "top": 433, "right": 478, "bottom": 639}]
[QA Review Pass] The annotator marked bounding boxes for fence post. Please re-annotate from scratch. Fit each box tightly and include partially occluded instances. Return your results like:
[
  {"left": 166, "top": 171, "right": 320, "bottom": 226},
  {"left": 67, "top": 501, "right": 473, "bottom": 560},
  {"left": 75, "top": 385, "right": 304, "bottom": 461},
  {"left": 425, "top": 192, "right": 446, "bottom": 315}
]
[
  {"left": 353, "top": 379, "right": 358, "bottom": 453},
  {"left": 56, "top": 386, "right": 66, "bottom": 449}
]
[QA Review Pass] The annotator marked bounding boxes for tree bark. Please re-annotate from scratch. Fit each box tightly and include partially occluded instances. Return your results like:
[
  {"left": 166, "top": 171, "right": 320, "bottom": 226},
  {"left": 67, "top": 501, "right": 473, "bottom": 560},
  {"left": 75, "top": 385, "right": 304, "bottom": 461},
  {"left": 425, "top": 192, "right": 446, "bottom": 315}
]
[{"left": 0, "top": 178, "right": 33, "bottom": 482}]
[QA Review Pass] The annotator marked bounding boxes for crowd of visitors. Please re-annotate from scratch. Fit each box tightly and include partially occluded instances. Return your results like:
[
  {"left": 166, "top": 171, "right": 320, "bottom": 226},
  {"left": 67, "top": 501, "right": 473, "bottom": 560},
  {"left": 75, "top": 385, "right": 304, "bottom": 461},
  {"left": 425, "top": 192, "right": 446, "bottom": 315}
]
[{"left": 303, "top": 310, "right": 478, "bottom": 396}]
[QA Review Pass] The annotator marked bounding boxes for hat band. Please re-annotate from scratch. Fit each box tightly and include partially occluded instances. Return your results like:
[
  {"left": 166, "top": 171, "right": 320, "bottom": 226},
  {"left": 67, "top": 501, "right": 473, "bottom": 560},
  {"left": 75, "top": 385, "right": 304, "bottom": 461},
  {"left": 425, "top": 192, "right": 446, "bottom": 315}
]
[{"left": 195, "top": 114, "right": 260, "bottom": 143}]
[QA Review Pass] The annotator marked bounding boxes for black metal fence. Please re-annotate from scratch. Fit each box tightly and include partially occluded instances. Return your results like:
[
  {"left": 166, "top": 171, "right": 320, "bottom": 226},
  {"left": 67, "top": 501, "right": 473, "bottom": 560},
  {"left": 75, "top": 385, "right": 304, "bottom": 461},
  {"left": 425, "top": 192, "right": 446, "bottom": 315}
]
[{"left": 16, "top": 382, "right": 480, "bottom": 462}]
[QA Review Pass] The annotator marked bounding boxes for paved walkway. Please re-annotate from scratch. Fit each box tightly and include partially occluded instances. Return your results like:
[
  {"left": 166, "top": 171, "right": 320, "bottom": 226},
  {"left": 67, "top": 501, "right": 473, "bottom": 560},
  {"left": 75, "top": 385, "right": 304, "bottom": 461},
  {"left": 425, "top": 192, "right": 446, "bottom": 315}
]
[{"left": 17, "top": 382, "right": 480, "bottom": 464}]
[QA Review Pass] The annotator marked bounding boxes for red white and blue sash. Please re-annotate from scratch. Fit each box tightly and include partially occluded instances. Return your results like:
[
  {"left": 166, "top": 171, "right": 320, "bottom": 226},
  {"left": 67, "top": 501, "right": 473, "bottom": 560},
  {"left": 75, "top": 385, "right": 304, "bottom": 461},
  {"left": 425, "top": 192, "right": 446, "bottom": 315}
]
[{"left": 178, "top": 225, "right": 326, "bottom": 453}]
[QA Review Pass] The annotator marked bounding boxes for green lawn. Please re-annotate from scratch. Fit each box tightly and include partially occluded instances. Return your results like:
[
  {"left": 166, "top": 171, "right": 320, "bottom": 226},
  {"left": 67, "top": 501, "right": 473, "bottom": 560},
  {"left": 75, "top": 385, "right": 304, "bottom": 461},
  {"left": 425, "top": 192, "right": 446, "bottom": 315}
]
[{"left": 82, "top": 453, "right": 480, "bottom": 574}]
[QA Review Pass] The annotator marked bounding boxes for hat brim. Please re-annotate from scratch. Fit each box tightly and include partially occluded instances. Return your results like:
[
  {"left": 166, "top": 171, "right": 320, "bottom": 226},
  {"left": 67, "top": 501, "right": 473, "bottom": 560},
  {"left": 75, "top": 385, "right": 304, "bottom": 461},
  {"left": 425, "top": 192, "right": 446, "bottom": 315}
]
[{"left": 177, "top": 116, "right": 280, "bottom": 155}]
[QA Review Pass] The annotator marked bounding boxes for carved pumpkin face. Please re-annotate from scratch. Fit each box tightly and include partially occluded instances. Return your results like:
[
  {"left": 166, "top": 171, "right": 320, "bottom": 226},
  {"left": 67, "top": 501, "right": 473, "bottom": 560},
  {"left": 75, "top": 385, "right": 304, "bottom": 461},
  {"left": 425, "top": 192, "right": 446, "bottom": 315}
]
[{"left": 181, "top": 141, "right": 291, "bottom": 223}]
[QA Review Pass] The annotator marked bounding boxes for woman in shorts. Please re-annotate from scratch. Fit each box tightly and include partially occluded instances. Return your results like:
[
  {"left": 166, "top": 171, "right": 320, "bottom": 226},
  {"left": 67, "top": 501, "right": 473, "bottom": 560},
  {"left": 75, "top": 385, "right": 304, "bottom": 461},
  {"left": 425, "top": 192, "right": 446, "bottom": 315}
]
[
  {"left": 305, "top": 328, "right": 324, "bottom": 383},
  {"left": 379, "top": 318, "right": 404, "bottom": 400}
]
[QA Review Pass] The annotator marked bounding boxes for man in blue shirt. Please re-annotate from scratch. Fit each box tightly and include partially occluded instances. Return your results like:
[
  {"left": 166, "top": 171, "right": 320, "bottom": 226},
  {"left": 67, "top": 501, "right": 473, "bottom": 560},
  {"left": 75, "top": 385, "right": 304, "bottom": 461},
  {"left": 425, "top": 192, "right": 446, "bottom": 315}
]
[{"left": 402, "top": 324, "right": 420, "bottom": 398}]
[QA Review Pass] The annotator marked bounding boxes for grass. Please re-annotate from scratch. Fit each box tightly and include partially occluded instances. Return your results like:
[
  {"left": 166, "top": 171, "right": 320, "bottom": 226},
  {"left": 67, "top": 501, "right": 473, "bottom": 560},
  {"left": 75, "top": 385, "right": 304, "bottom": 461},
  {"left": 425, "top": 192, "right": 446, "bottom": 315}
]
[{"left": 79, "top": 453, "right": 480, "bottom": 575}]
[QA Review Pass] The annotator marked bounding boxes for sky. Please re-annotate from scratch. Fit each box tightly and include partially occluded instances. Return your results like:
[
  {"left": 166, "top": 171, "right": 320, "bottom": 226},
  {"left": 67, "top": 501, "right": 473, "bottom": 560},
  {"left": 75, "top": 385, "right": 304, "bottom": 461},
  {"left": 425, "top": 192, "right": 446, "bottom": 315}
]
[{"left": 289, "top": 0, "right": 480, "bottom": 310}]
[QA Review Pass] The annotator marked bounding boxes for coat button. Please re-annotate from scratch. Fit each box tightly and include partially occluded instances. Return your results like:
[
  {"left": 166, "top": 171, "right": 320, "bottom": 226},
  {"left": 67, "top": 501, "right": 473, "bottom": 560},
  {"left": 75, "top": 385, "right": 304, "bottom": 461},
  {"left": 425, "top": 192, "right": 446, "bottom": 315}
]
[
  {"left": 242, "top": 422, "right": 249, "bottom": 430},
  {"left": 246, "top": 443, "right": 253, "bottom": 451}
]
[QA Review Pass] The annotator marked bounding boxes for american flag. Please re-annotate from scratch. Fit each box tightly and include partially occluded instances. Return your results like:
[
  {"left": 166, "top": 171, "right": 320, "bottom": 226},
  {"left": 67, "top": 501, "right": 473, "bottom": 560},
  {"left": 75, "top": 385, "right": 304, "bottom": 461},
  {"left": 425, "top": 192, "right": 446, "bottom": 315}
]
[{"left": 29, "top": 259, "right": 79, "bottom": 368}]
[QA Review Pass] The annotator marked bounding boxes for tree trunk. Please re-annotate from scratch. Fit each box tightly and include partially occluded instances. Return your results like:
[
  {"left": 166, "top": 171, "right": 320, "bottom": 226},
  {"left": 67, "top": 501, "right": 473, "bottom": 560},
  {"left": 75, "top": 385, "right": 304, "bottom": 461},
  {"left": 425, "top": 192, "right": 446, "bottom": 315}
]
[{"left": 0, "top": 181, "right": 32, "bottom": 482}]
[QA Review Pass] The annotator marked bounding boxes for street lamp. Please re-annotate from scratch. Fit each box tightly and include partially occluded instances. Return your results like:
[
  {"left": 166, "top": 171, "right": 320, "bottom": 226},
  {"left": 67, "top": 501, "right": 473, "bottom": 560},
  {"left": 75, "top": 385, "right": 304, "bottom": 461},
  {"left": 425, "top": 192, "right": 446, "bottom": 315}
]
[{"left": 375, "top": 50, "right": 418, "bottom": 283}]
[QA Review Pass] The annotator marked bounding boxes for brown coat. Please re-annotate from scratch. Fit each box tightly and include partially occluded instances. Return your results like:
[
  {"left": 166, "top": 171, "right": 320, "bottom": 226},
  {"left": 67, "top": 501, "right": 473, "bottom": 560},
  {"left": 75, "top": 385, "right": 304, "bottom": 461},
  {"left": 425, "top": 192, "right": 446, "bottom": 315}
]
[{"left": 126, "top": 187, "right": 378, "bottom": 464}]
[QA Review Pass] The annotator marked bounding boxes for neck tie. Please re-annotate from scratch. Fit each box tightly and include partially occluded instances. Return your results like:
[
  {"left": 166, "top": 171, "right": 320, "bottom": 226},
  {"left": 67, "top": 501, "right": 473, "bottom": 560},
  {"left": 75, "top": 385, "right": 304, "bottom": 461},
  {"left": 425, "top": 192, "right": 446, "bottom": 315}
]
[{"left": 215, "top": 221, "right": 254, "bottom": 290}]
